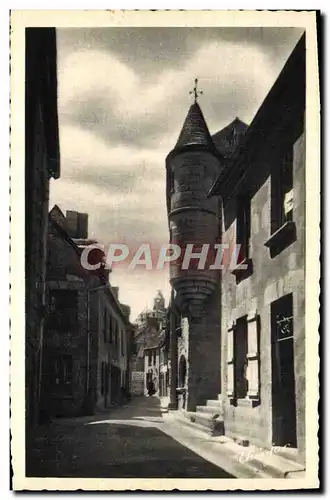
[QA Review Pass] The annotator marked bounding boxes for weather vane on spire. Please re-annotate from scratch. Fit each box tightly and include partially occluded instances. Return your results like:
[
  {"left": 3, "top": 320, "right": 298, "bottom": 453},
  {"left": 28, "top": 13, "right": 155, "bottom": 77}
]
[{"left": 189, "top": 78, "right": 203, "bottom": 103}]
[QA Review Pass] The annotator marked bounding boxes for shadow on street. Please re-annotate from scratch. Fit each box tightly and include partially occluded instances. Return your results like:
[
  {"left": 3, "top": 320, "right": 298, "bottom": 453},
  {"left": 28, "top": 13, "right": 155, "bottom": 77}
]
[{"left": 26, "top": 396, "right": 234, "bottom": 479}]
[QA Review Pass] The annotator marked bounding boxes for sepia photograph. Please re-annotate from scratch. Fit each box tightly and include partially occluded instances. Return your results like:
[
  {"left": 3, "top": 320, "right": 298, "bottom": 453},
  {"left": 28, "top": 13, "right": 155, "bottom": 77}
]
[{"left": 10, "top": 10, "right": 320, "bottom": 491}]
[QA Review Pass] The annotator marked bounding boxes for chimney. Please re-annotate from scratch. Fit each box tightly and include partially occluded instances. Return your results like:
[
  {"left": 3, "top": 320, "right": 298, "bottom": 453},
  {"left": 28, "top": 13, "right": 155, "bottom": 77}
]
[
  {"left": 66, "top": 210, "right": 88, "bottom": 238},
  {"left": 120, "top": 303, "right": 131, "bottom": 321}
]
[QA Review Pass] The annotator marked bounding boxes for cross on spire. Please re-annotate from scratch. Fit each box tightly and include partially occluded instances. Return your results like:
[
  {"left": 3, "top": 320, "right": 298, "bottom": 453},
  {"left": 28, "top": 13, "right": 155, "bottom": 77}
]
[{"left": 189, "top": 78, "right": 203, "bottom": 103}]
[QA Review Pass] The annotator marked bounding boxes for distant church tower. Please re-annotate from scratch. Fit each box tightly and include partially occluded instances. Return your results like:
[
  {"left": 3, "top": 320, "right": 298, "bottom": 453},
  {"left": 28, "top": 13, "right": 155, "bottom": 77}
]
[
  {"left": 153, "top": 289, "right": 165, "bottom": 314},
  {"left": 166, "top": 80, "right": 223, "bottom": 411}
]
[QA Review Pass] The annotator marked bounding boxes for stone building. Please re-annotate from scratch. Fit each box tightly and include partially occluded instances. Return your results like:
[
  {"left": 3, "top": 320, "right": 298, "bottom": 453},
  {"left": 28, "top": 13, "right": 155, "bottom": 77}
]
[
  {"left": 209, "top": 33, "right": 306, "bottom": 461},
  {"left": 166, "top": 89, "right": 247, "bottom": 412},
  {"left": 40, "top": 206, "right": 132, "bottom": 419},
  {"left": 135, "top": 290, "right": 167, "bottom": 327},
  {"left": 25, "top": 28, "right": 61, "bottom": 429},
  {"left": 143, "top": 312, "right": 170, "bottom": 397},
  {"left": 167, "top": 34, "right": 306, "bottom": 465},
  {"left": 130, "top": 291, "right": 167, "bottom": 396}
]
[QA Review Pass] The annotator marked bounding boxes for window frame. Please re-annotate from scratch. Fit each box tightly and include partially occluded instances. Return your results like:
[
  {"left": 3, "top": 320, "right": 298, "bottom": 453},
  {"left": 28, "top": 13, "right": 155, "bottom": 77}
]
[
  {"left": 234, "top": 316, "right": 249, "bottom": 400},
  {"left": 236, "top": 194, "right": 251, "bottom": 263},
  {"left": 48, "top": 289, "right": 78, "bottom": 331},
  {"left": 53, "top": 353, "right": 73, "bottom": 388},
  {"left": 271, "top": 147, "right": 294, "bottom": 235}
]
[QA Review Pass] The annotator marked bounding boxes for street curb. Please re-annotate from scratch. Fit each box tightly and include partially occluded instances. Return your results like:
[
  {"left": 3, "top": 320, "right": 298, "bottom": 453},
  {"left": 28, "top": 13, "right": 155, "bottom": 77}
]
[{"left": 162, "top": 412, "right": 306, "bottom": 479}]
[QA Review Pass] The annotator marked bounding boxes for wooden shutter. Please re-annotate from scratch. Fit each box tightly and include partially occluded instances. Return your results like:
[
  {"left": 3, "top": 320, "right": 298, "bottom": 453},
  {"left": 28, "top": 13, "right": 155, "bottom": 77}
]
[
  {"left": 227, "top": 324, "right": 235, "bottom": 397},
  {"left": 246, "top": 311, "right": 260, "bottom": 399}
]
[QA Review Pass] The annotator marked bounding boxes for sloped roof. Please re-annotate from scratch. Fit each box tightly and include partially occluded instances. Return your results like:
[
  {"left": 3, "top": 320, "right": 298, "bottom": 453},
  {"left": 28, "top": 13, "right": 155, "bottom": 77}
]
[
  {"left": 212, "top": 118, "right": 248, "bottom": 158},
  {"left": 174, "top": 102, "right": 214, "bottom": 150},
  {"left": 208, "top": 33, "right": 305, "bottom": 199},
  {"left": 144, "top": 328, "right": 166, "bottom": 350}
]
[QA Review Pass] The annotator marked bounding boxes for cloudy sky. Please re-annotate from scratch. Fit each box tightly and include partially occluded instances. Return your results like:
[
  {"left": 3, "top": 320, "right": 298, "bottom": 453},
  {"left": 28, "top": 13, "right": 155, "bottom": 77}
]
[{"left": 50, "top": 26, "right": 303, "bottom": 320}]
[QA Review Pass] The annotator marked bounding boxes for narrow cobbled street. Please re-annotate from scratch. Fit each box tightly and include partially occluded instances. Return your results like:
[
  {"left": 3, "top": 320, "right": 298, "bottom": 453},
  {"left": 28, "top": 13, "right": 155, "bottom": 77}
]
[{"left": 26, "top": 396, "right": 234, "bottom": 478}]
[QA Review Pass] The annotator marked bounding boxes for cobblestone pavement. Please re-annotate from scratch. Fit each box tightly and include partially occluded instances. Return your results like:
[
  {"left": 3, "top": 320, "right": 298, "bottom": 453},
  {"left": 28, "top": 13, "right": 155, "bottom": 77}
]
[{"left": 26, "top": 397, "right": 235, "bottom": 478}]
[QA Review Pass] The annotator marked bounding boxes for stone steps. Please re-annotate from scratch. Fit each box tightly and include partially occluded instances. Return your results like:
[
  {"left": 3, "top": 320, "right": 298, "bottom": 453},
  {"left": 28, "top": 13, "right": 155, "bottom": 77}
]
[
  {"left": 164, "top": 412, "right": 306, "bottom": 479},
  {"left": 206, "top": 399, "right": 223, "bottom": 408},
  {"left": 186, "top": 411, "right": 225, "bottom": 436},
  {"left": 175, "top": 413, "right": 215, "bottom": 437},
  {"left": 196, "top": 405, "right": 219, "bottom": 414},
  {"left": 274, "top": 447, "right": 303, "bottom": 465},
  {"left": 244, "top": 450, "right": 306, "bottom": 478}
]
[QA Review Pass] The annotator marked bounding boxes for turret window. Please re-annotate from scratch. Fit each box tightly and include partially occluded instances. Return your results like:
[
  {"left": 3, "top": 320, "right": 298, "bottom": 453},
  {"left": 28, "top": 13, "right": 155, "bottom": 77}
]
[{"left": 169, "top": 166, "right": 174, "bottom": 194}]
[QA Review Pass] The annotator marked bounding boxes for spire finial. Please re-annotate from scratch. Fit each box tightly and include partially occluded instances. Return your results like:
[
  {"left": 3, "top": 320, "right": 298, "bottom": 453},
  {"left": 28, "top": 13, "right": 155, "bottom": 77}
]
[{"left": 189, "top": 78, "right": 203, "bottom": 103}]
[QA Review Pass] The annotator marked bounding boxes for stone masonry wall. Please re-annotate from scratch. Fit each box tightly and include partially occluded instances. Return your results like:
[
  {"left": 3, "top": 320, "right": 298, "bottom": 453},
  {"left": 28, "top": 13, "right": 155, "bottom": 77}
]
[
  {"left": 42, "top": 279, "right": 88, "bottom": 418},
  {"left": 26, "top": 100, "right": 50, "bottom": 427},
  {"left": 221, "top": 126, "right": 305, "bottom": 461}
]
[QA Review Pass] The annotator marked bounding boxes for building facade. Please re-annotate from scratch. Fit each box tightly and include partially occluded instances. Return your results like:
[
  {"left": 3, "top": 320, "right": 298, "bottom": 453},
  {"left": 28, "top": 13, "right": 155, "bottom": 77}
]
[
  {"left": 167, "top": 34, "right": 306, "bottom": 464},
  {"left": 166, "top": 92, "right": 247, "bottom": 413},
  {"left": 25, "top": 28, "right": 61, "bottom": 429},
  {"left": 209, "top": 33, "right": 306, "bottom": 461},
  {"left": 40, "top": 207, "right": 132, "bottom": 419},
  {"left": 143, "top": 318, "right": 170, "bottom": 397},
  {"left": 130, "top": 291, "right": 167, "bottom": 396}
]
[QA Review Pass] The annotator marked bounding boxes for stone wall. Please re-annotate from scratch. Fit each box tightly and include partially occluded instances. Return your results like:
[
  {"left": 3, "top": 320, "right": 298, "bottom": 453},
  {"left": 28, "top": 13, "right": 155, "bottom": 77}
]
[
  {"left": 168, "top": 146, "right": 222, "bottom": 412},
  {"left": 25, "top": 100, "right": 50, "bottom": 427},
  {"left": 94, "top": 290, "right": 129, "bottom": 409},
  {"left": 220, "top": 121, "right": 305, "bottom": 461},
  {"left": 41, "top": 279, "right": 88, "bottom": 418},
  {"left": 144, "top": 350, "right": 160, "bottom": 395},
  {"left": 176, "top": 286, "right": 221, "bottom": 411}
]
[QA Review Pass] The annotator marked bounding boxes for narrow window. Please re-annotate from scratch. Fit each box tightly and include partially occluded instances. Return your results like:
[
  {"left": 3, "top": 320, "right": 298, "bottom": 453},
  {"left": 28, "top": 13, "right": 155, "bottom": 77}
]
[
  {"left": 178, "top": 355, "right": 187, "bottom": 387},
  {"left": 121, "top": 329, "right": 125, "bottom": 356},
  {"left": 49, "top": 290, "right": 78, "bottom": 331},
  {"left": 169, "top": 166, "right": 174, "bottom": 194},
  {"left": 53, "top": 354, "right": 73, "bottom": 387},
  {"left": 103, "top": 309, "right": 107, "bottom": 343},
  {"left": 148, "top": 352, "right": 152, "bottom": 366},
  {"left": 236, "top": 195, "right": 251, "bottom": 263},
  {"left": 234, "top": 316, "right": 248, "bottom": 399},
  {"left": 109, "top": 314, "right": 113, "bottom": 343},
  {"left": 101, "top": 362, "right": 105, "bottom": 395}
]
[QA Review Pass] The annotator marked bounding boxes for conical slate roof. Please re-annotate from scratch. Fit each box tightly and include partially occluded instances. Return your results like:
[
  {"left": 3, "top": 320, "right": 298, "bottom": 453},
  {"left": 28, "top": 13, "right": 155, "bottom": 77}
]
[{"left": 174, "top": 102, "right": 214, "bottom": 150}]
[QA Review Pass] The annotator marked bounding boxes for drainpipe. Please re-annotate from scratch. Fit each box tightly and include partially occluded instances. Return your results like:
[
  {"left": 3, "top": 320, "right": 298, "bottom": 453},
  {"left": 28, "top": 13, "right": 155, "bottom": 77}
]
[
  {"left": 86, "top": 283, "right": 110, "bottom": 408},
  {"left": 168, "top": 288, "right": 178, "bottom": 410}
]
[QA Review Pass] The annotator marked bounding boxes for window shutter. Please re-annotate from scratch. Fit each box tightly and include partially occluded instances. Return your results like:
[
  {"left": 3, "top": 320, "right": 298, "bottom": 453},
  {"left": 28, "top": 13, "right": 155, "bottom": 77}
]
[
  {"left": 246, "top": 311, "right": 260, "bottom": 398},
  {"left": 227, "top": 324, "right": 235, "bottom": 397}
]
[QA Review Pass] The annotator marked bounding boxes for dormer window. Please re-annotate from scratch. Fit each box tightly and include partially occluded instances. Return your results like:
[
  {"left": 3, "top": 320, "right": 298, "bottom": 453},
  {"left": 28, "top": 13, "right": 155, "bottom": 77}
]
[
  {"left": 271, "top": 147, "right": 294, "bottom": 233},
  {"left": 265, "top": 145, "right": 296, "bottom": 257}
]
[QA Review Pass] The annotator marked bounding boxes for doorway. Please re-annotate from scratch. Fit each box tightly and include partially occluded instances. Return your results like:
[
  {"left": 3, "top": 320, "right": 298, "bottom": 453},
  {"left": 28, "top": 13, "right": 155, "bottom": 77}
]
[
  {"left": 271, "top": 293, "right": 297, "bottom": 447},
  {"left": 111, "top": 364, "right": 121, "bottom": 404}
]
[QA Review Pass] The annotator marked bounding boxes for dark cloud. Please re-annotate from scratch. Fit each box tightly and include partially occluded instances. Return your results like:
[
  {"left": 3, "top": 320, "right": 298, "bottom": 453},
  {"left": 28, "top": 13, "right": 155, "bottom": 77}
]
[
  {"left": 64, "top": 165, "right": 138, "bottom": 191},
  {"left": 61, "top": 158, "right": 160, "bottom": 193},
  {"left": 59, "top": 80, "right": 258, "bottom": 151},
  {"left": 54, "top": 25, "right": 304, "bottom": 318},
  {"left": 90, "top": 206, "right": 168, "bottom": 248},
  {"left": 58, "top": 26, "right": 304, "bottom": 75},
  {"left": 62, "top": 94, "right": 172, "bottom": 149},
  {"left": 58, "top": 26, "right": 303, "bottom": 151}
]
